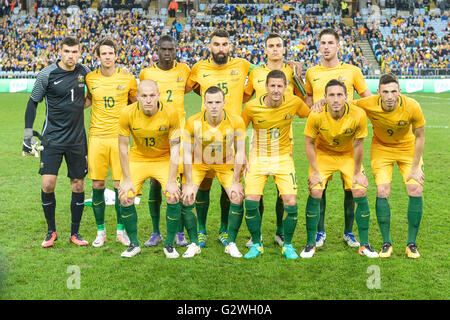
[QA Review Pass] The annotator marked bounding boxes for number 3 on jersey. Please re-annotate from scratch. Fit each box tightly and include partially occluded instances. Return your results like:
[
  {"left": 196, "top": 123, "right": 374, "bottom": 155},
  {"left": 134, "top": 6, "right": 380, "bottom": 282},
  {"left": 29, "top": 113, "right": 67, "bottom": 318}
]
[{"left": 144, "top": 137, "right": 155, "bottom": 147}]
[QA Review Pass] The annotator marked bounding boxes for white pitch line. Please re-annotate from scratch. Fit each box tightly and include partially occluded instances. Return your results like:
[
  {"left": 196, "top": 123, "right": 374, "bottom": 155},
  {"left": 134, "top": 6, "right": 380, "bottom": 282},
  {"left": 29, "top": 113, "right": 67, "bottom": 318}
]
[{"left": 412, "top": 94, "right": 450, "bottom": 101}]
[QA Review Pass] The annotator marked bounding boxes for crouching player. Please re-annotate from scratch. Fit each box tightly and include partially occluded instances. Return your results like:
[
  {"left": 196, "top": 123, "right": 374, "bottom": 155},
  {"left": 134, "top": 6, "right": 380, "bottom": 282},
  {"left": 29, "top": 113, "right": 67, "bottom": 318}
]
[
  {"left": 118, "top": 79, "right": 191, "bottom": 258},
  {"left": 353, "top": 73, "right": 425, "bottom": 258},
  {"left": 182, "top": 86, "right": 246, "bottom": 258},
  {"left": 302, "top": 79, "right": 378, "bottom": 258}
]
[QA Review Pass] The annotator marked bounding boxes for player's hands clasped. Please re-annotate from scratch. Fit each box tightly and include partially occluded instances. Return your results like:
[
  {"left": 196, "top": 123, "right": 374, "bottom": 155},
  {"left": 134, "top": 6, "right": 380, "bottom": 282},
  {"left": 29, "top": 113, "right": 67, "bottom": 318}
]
[
  {"left": 308, "top": 171, "right": 323, "bottom": 190},
  {"left": 118, "top": 178, "right": 136, "bottom": 205},
  {"left": 353, "top": 171, "right": 369, "bottom": 189},
  {"left": 230, "top": 182, "right": 244, "bottom": 203},
  {"left": 407, "top": 166, "right": 425, "bottom": 185},
  {"left": 165, "top": 181, "right": 181, "bottom": 202},
  {"left": 181, "top": 183, "right": 196, "bottom": 206}
]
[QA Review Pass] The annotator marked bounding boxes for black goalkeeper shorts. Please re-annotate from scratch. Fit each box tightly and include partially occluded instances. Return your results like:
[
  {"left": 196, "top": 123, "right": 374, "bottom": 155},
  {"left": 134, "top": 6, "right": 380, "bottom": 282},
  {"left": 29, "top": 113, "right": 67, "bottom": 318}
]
[{"left": 39, "top": 144, "right": 87, "bottom": 179}]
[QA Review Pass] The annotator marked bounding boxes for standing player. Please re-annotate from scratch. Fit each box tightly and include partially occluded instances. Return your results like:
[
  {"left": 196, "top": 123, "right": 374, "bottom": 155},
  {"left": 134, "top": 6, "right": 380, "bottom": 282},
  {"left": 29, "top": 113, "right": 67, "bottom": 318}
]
[
  {"left": 182, "top": 86, "right": 246, "bottom": 258},
  {"left": 84, "top": 37, "right": 137, "bottom": 248},
  {"left": 139, "top": 35, "right": 191, "bottom": 248},
  {"left": 243, "top": 32, "right": 306, "bottom": 248},
  {"left": 241, "top": 70, "right": 310, "bottom": 259},
  {"left": 244, "top": 33, "right": 303, "bottom": 102},
  {"left": 23, "top": 36, "right": 91, "bottom": 247},
  {"left": 186, "top": 29, "right": 251, "bottom": 247},
  {"left": 118, "top": 80, "right": 189, "bottom": 259},
  {"left": 353, "top": 73, "right": 425, "bottom": 258},
  {"left": 302, "top": 79, "right": 377, "bottom": 258},
  {"left": 304, "top": 28, "right": 372, "bottom": 248}
]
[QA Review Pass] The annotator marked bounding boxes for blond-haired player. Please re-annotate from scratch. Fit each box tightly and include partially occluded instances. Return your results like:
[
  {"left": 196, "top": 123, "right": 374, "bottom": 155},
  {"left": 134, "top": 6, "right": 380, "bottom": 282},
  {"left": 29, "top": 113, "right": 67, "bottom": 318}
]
[{"left": 118, "top": 80, "right": 195, "bottom": 259}]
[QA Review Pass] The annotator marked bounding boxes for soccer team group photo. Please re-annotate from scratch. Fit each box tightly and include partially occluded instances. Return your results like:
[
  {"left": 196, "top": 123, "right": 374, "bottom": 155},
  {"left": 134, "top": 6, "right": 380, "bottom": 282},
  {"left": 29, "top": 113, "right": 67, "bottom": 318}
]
[{"left": 1, "top": 0, "right": 448, "bottom": 301}]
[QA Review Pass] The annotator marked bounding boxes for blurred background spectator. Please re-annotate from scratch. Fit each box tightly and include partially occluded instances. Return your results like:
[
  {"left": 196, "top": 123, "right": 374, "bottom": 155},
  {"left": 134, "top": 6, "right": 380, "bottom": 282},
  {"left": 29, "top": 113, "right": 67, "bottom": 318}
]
[{"left": 0, "top": 0, "right": 448, "bottom": 77}]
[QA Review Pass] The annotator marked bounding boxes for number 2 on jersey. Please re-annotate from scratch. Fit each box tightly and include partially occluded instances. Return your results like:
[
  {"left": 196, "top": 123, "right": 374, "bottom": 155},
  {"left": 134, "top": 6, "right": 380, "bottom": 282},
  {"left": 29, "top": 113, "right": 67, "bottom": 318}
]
[{"left": 166, "top": 89, "right": 173, "bottom": 102}]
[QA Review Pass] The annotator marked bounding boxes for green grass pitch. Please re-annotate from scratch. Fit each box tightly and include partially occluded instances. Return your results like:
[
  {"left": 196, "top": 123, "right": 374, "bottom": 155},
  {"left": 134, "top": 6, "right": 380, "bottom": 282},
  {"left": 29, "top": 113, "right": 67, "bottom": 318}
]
[{"left": 0, "top": 92, "right": 448, "bottom": 300}]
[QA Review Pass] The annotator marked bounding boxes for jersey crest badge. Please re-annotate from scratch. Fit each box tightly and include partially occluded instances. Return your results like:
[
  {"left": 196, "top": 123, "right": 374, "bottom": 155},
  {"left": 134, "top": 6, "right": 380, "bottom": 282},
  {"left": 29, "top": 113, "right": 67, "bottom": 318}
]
[{"left": 344, "top": 128, "right": 354, "bottom": 134}]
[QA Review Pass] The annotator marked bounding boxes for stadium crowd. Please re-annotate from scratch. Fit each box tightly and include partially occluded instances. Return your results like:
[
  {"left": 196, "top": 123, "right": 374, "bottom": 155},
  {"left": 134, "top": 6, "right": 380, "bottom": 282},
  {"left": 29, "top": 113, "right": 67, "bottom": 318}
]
[
  {"left": 0, "top": 1, "right": 370, "bottom": 76},
  {"left": 0, "top": 0, "right": 449, "bottom": 76},
  {"left": 366, "top": 11, "right": 449, "bottom": 75}
]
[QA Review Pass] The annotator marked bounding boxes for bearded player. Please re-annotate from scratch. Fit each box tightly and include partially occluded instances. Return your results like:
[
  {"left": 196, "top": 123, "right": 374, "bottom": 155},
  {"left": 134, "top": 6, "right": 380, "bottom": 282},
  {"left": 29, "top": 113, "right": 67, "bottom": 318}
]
[{"left": 186, "top": 29, "right": 252, "bottom": 248}]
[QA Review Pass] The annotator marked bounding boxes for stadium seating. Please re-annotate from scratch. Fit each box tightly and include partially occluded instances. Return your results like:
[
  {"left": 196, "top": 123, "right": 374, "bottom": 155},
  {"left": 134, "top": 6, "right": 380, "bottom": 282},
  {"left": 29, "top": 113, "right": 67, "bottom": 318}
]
[
  {"left": 1, "top": 1, "right": 448, "bottom": 77},
  {"left": 365, "top": 11, "right": 449, "bottom": 76}
]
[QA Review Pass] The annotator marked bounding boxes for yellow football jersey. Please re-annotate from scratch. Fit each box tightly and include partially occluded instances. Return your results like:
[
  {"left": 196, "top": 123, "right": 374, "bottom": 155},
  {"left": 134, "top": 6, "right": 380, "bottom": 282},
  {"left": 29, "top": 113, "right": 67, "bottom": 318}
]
[
  {"left": 86, "top": 68, "right": 137, "bottom": 137},
  {"left": 304, "top": 102, "right": 368, "bottom": 154},
  {"left": 139, "top": 62, "right": 190, "bottom": 119},
  {"left": 244, "top": 63, "right": 295, "bottom": 98},
  {"left": 119, "top": 101, "right": 180, "bottom": 162},
  {"left": 242, "top": 94, "right": 310, "bottom": 157},
  {"left": 353, "top": 95, "right": 425, "bottom": 149},
  {"left": 185, "top": 110, "right": 246, "bottom": 164},
  {"left": 304, "top": 62, "right": 368, "bottom": 103},
  {"left": 187, "top": 57, "right": 251, "bottom": 115}
]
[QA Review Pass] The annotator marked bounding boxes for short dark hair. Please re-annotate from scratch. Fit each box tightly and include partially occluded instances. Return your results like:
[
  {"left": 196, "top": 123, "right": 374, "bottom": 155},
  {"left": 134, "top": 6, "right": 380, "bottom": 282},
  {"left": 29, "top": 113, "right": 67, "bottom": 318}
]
[
  {"left": 266, "top": 70, "right": 287, "bottom": 85},
  {"left": 265, "top": 33, "right": 283, "bottom": 46},
  {"left": 210, "top": 29, "right": 230, "bottom": 39},
  {"left": 94, "top": 37, "right": 118, "bottom": 56},
  {"left": 158, "top": 35, "right": 177, "bottom": 47},
  {"left": 204, "top": 86, "right": 225, "bottom": 99},
  {"left": 60, "top": 36, "right": 80, "bottom": 48},
  {"left": 319, "top": 28, "right": 340, "bottom": 42},
  {"left": 325, "top": 79, "right": 347, "bottom": 95},
  {"left": 379, "top": 73, "right": 399, "bottom": 87}
]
